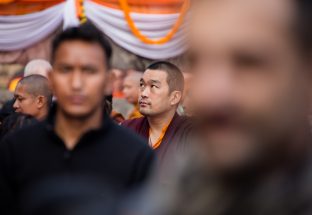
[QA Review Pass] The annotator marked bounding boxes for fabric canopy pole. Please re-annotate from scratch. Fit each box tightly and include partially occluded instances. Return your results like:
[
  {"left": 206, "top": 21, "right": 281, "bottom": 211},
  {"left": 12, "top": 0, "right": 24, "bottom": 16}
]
[{"left": 86, "top": 0, "right": 187, "bottom": 59}]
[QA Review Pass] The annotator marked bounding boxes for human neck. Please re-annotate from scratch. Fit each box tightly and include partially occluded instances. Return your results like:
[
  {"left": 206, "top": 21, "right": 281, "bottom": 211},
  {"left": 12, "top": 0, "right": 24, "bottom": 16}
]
[
  {"left": 55, "top": 107, "right": 103, "bottom": 150},
  {"left": 36, "top": 108, "right": 48, "bottom": 121},
  {"left": 148, "top": 109, "right": 176, "bottom": 133}
]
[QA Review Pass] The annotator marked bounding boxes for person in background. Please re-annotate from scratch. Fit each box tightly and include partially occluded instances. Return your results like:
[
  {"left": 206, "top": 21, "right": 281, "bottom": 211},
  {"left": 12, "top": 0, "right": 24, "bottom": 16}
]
[
  {"left": 122, "top": 61, "right": 192, "bottom": 163},
  {"left": 139, "top": 0, "right": 312, "bottom": 214},
  {"left": 111, "top": 69, "right": 126, "bottom": 99},
  {"left": 13, "top": 75, "right": 52, "bottom": 121},
  {"left": 1, "top": 59, "right": 53, "bottom": 123},
  {"left": 0, "top": 23, "right": 155, "bottom": 215},
  {"left": 23, "top": 59, "right": 52, "bottom": 78},
  {"left": 123, "top": 71, "right": 143, "bottom": 119}
]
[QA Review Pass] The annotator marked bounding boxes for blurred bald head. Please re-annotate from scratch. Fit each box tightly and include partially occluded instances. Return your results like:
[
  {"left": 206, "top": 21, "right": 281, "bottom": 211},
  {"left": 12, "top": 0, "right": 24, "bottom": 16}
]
[{"left": 24, "top": 59, "right": 52, "bottom": 78}]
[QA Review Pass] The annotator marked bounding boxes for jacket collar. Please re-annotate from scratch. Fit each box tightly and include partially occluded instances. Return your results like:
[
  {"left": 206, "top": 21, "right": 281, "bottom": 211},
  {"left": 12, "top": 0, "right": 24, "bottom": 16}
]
[{"left": 44, "top": 102, "right": 112, "bottom": 134}]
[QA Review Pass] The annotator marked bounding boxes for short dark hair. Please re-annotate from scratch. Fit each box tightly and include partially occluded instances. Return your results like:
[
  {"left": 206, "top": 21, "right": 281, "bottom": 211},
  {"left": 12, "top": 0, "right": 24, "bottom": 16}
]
[
  {"left": 146, "top": 61, "right": 184, "bottom": 93},
  {"left": 51, "top": 23, "right": 112, "bottom": 67},
  {"left": 18, "top": 75, "right": 53, "bottom": 106},
  {"left": 295, "top": 0, "right": 312, "bottom": 57}
]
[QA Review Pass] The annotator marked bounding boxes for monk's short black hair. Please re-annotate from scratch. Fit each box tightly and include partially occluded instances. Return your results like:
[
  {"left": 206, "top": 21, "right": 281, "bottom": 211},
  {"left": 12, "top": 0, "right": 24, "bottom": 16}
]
[
  {"left": 18, "top": 75, "right": 53, "bottom": 107},
  {"left": 51, "top": 23, "right": 112, "bottom": 68},
  {"left": 146, "top": 61, "right": 184, "bottom": 93}
]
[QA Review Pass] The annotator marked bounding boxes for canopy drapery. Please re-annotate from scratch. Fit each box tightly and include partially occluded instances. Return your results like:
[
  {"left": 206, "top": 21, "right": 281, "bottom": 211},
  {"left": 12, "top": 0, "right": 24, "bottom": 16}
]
[{"left": 0, "top": 0, "right": 188, "bottom": 59}]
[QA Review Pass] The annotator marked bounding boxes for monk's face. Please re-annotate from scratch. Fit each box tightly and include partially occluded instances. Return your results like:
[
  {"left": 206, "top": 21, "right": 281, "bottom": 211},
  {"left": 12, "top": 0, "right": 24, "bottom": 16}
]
[
  {"left": 139, "top": 70, "right": 173, "bottom": 117},
  {"left": 50, "top": 40, "right": 107, "bottom": 119},
  {"left": 13, "top": 83, "right": 40, "bottom": 118},
  {"left": 189, "top": 0, "right": 312, "bottom": 171}
]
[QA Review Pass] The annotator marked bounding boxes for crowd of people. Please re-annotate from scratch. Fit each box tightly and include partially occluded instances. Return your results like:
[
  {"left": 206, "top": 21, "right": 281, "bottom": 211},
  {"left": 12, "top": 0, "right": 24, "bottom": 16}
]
[{"left": 1, "top": 0, "right": 312, "bottom": 214}]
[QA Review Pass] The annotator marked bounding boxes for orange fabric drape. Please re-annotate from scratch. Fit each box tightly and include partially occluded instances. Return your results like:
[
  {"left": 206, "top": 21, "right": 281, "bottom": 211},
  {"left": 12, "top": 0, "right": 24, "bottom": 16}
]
[
  {"left": 0, "top": 0, "right": 64, "bottom": 15},
  {"left": 0, "top": 0, "right": 186, "bottom": 15}
]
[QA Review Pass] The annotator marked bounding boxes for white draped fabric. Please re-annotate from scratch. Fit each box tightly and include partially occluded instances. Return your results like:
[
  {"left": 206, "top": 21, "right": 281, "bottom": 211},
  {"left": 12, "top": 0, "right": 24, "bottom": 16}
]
[
  {"left": 85, "top": 0, "right": 187, "bottom": 59},
  {"left": 0, "top": 0, "right": 187, "bottom": 59},
  {"left": 63, "top": 0, "right": 80, "bottom": 29},
  {"left": 0, "top": 3, "right": 64, "bottom": 51}
]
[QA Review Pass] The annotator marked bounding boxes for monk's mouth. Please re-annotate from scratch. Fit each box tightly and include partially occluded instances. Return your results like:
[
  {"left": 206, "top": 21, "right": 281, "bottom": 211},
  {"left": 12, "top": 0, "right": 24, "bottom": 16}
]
[{"left": 139, "top": 101, "right": 150, "bottom": 106}]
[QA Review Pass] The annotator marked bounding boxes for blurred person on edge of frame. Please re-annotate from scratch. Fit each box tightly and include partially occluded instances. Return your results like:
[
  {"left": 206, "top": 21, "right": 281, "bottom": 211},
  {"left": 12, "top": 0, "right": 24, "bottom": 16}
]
[{"left": 137, "top": 0, "right": 312, "bottom": 215}]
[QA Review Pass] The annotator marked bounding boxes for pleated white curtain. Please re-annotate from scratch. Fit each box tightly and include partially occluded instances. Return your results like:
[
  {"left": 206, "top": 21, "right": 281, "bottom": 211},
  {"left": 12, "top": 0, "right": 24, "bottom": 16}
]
[
  {"left": 0, "top": 3, "right": 63, "bottom": 51},
  {"left": 0, "top": 0, "right": 187, "bottom": 59},
  {"left": 85, "top": 0, "right": 187, "bottom": 59}
]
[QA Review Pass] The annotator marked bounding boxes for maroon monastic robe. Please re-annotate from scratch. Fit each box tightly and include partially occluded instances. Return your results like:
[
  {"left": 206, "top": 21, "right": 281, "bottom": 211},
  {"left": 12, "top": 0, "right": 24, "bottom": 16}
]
[{"left": 121, "top": 113, "right": 192, "bottom": 162}]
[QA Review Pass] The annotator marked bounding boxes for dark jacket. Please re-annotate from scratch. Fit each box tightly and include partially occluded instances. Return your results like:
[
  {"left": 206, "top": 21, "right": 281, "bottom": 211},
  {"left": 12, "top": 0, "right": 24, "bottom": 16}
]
[{"left": 0, "top": 105, "right": 155, "bottom": 215}]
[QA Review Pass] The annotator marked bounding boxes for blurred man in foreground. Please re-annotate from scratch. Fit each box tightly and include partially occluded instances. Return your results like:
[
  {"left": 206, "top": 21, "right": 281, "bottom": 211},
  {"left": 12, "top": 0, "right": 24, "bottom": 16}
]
[
  {"left": 13, "top": 75, "right": 52, "bottom": 121},
  {"left": 122, "top": 61, "right": 192, "bottom": 163},
  {"left": 0, "top": 24, "right": 154, "bottom": 215},
  {"left": 123, "top": 71, "right": 143, "bottom": 119},
  {"left": 140, "top": 0, "right": 312, "bottom": 214}
]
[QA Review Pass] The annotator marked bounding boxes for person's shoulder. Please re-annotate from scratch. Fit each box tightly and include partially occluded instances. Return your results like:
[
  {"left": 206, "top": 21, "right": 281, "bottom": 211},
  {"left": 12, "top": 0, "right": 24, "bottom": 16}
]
[
  {"left": 1, "top": 121, "right": 45, "bottom": 144},
  {"left": 110, "top": 121, "right": 145, "bottom": 143},
  {"left": 121, "top": 116, "right": 146, "bottom": 128},
  {"left": 174, "top": 115, "right": 193, "bottom": 130}
]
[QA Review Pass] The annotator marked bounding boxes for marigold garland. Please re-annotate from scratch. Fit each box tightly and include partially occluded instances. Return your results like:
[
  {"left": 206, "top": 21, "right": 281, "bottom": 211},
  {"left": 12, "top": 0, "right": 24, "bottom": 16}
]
[{"left": 118, "top": 0, "right": 189, "bottom": 45}]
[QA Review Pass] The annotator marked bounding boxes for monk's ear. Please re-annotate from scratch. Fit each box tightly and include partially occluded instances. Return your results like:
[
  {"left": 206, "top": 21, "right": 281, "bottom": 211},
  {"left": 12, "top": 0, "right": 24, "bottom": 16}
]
[
  {"left": 170, "top": 91, "right": 182, "bottom": 106},
  {"left": 36, "top": 96, "right": 45, "bottom": 109}
]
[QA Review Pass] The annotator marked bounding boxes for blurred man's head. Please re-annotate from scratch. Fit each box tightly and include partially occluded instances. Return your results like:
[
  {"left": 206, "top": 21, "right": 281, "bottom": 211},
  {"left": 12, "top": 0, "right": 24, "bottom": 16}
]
[
  {"left": 139, "top": 61, "right": 184, "bottom": 117},
  {"left": 123, "top": 71, "right": 142, "bottom": 105},
  {"left": 189, "top": 0, "right": 312, "bottom": 173},
  {"left": 13, "top": 75, "right": 52, "bottom": 120},
  {"left": 50, "top": 24, "right": 112, "bottom": 120},
  {"left": 24, "top": 59, "right": 52, "bottom": 78}
]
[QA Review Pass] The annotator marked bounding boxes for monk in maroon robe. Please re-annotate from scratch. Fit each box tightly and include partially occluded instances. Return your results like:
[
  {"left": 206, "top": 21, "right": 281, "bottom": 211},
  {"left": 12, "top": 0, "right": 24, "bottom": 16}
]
[{"left": 122, "top": 61, "right": 192, "bottom": 163}]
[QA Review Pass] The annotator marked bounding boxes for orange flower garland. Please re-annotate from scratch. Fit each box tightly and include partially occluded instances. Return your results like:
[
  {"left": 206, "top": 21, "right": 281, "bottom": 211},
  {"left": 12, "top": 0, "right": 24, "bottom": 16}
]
[{"left": 118, "top": 0, "right": 190, "bottom": 45}]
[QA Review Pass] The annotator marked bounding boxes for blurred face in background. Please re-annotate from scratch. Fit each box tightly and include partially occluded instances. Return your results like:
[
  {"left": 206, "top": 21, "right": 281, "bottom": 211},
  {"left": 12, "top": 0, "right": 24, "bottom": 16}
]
[
  {"left": 139, "top": 69, "right": 174, "bottom": 117},
  {"left": 189, "top": 0, "right": 312, "bottom": 172},
  {"left": 50, "top": 40, "right": 108, "bottom": 119},
  {"left": 123, "top": 73, "right": 141, "bottom": 105},
  {"left": 111, "top": 69, "right": 125, "bottom": 95}
]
